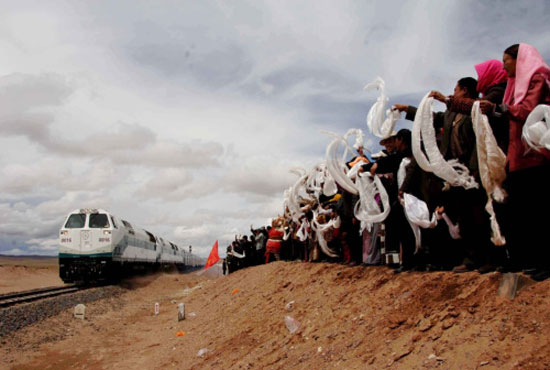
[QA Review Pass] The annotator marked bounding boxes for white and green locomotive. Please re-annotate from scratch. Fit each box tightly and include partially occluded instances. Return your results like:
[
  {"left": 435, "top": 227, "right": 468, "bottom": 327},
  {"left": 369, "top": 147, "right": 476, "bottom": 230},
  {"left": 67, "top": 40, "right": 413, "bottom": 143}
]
[{"left": 58, "top": 208, "right": 203, "bottom": 283}]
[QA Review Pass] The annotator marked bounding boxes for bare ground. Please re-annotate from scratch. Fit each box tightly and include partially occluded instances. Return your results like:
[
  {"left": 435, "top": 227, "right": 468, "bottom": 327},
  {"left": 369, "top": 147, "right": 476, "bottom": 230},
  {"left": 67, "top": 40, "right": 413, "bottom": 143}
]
[
  {"left": 2, "top": 260, "right": 550, "bottom": 369},
  {"left": 0, "top": 257, "right": 64, "bottom": 294}
]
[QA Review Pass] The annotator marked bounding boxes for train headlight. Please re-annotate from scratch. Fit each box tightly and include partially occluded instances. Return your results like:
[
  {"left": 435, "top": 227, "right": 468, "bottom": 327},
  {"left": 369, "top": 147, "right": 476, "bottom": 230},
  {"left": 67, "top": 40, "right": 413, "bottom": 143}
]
[
  {"left": 103, "top": 230, "right": 111, "bottom": 235},
  {"left": 60, "top": 230, "right": 68, "bottom": 235}
]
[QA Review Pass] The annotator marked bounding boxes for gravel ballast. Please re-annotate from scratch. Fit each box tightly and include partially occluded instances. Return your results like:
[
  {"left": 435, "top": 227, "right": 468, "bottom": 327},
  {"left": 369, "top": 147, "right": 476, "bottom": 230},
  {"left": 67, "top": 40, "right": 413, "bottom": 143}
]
[{"left": 0, "top": 286, "right": 125, "bottom": 337}]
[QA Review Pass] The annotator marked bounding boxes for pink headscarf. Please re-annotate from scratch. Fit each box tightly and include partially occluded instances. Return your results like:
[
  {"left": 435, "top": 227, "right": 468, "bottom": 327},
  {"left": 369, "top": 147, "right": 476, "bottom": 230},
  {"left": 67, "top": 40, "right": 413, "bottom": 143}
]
[
  {"left": 503, "top": 43, "right": 550, "bottom": 105},
  {"left": 475, "top": 59, "right": 508, "bottom": 96}
]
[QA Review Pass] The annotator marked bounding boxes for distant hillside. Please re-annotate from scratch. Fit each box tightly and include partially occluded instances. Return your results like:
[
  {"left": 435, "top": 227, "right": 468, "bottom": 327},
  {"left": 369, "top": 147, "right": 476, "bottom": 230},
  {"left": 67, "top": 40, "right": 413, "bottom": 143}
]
[
  {"left": 0, "top": 255, "right": 56, "bottom": 258},
  {"left": 0, "top": 256, "right": 58, "bottom": 268}
]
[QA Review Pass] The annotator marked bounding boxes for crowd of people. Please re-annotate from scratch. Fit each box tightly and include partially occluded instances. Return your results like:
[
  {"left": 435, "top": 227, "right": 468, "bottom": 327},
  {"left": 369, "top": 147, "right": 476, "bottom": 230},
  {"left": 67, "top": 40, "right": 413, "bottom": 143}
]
[{"left": 224, "top": 43, "right": 550, "bottom": 282}]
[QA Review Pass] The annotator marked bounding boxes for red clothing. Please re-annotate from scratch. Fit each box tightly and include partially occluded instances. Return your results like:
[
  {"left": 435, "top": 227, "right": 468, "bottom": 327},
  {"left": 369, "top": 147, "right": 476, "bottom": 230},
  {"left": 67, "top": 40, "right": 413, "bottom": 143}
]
[
  {"left": 265, "top": 228, "right": 284, "bottom": 253},
  {"left": 506, "top": 73, "right": 550, "bottom": 172},
  {"left": 475, "top": 59, "right": 508, "bottom": 96}
]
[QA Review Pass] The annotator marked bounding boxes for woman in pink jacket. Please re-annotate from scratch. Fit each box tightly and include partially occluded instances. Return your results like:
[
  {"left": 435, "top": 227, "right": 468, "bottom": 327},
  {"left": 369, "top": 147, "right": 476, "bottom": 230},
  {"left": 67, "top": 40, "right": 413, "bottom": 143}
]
[{"left": 486, "top": 43, "right": 550, "bottom": 278}]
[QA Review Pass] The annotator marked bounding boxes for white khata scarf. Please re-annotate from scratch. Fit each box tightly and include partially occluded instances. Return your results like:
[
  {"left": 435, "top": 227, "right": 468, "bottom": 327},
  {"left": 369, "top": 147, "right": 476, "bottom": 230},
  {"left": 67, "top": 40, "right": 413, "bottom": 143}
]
[
  {"left": 471, "top": 101, "right": 507, "bottom": 246},
  {"left": 411, "top": 93, "right": 478, "bottom": 190}
]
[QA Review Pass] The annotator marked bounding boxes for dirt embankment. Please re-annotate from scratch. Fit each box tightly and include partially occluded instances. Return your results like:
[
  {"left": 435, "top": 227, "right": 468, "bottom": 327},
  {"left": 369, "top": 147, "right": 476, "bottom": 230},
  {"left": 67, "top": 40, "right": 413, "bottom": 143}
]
[{"left": 2, "top": 262, "right": 550, "bottom": 369}]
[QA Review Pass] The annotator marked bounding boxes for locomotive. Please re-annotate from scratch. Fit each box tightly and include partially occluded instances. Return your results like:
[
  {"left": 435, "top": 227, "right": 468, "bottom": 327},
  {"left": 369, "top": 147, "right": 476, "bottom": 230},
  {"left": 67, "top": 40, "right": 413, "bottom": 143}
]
[{"left": 58, "top": 208, "right": 204, "bottom": 283}]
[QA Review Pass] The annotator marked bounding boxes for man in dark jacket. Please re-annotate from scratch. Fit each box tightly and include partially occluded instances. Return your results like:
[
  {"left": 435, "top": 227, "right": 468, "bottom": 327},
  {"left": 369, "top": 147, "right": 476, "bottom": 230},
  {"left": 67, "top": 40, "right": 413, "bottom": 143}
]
[
  {"left": 395, "top": 77, "right": 480, "bottom": 174},
  {"left": 360, "top": 129, "right": 416, "bottom": 272},
  {"left": 395, "top": 77, "right": 496, "bottom": 273}
]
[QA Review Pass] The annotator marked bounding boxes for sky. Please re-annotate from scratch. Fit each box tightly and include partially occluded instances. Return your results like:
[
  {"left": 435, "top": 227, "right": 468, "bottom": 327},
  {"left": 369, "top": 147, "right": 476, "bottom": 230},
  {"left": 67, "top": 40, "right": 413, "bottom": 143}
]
[{"left": 1, "top": 0, "right": 549, "bottom": 257}]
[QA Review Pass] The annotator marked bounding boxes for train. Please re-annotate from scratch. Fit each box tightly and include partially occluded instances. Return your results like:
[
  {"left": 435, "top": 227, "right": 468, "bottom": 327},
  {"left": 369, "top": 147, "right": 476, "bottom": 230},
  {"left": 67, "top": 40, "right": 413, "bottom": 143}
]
[{"left": 58, "top": 208, "right": 205, "bottom": 283}]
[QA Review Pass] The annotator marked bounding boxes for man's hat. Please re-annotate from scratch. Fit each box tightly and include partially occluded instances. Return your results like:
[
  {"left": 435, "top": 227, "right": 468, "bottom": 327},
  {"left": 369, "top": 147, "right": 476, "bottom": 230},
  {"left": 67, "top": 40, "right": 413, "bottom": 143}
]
[{"left": 379, "top": 130, "right": 397, "bottom": 145}]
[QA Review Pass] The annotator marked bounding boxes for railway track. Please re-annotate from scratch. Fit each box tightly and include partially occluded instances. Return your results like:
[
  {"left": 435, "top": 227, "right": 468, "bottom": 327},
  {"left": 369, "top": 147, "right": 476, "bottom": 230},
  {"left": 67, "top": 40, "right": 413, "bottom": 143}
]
[{"left": 0, "top": 285, "right": 81, "bottom": 308}]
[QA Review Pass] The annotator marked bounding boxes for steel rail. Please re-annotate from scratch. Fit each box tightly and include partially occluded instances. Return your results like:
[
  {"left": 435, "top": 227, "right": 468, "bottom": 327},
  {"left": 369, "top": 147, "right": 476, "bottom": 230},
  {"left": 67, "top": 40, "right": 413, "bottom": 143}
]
[{"left": 0, "top": 285, "right": 81, "bottom": 308}]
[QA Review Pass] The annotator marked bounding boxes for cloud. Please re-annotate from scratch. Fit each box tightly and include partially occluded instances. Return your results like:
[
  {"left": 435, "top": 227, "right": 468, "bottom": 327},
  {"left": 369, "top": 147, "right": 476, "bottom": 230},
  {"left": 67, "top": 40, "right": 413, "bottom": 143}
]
[
  {"left": 1, "top": 1, "right": 549, "bottom": 257},
  {"left": 0, "top": 202, "right": 61, "bottom": 239},
  {"left": 0, "top": 73, "right": 72, "bottom": 150},
  {"left": 131, "top": 41, "right": 254, "bottom": 89},
  {"left": 220, "top": 164, "right": 297, "bottom": 198},
  {"left": 50, "top": 123, "right": 223, "bottom": 169},
  {"left": 173, "top": 224, "right": 211, "bottom": 241},
  {"left": 1, "top": 248, "right": 26, "bottom": 256},
  {"left": 0, "top": 191, "right": 111, "bottom": 242},
  {"left": 26, "top": 237, "right": 59, "bottom": 252},
  {"left": 0, "top": 159, "right": 117, "bottom": 196},
  {"left": 0, "top": 73, "right": 224, "bottom": 170},
  {"left": 0, "top": 73, "right": 72, "bottom": 115},
  {"left": 134, "top": 168, "right": 194, "bottom": 200}
]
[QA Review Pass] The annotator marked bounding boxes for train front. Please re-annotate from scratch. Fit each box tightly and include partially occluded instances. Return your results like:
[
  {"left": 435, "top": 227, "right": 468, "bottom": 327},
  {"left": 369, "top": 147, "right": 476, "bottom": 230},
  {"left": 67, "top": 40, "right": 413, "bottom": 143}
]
[{"left": 58, "top": 208, "right": 116, "bottom": 283}]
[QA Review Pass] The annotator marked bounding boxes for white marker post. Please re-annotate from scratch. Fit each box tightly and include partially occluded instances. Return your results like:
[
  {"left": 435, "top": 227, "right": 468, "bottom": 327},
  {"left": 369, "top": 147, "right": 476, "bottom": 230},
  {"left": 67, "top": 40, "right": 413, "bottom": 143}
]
[
  {"left": 74, "top": 304, "right": 86, "bottom": 320},
  {"left": 178, "top": 303, "right": 185, "bottom": 321}
]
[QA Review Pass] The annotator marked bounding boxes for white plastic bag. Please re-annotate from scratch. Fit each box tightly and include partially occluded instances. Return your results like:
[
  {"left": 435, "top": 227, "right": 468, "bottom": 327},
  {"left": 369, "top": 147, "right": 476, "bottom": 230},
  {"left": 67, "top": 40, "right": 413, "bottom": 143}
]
[{"left": 284, "top": 315, "right": 301, "bottom": 334}]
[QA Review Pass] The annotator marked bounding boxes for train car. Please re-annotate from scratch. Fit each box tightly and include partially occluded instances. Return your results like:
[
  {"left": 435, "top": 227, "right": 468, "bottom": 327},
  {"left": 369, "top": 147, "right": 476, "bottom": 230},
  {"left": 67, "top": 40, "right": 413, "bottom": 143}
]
[{"left": 58, "top": 208, "right": 204, "bottom": 283}]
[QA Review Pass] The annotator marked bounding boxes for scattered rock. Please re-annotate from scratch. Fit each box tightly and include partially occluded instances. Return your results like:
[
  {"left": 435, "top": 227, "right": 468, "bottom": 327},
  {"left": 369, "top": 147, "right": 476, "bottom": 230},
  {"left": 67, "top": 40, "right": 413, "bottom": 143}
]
[
  {"left": 285, "top": 301, "right": 295, "bottom": 312},
  {"left": 197, "top": 348, "right": 210, "bottom": 357},
  {"left": 393, "top": 348, "right": 412, "bottom": 362},
  {"left": 389, "top": 317, "right": 406, "bottom": 329},
  {"left": 419, "top": 320, "right": 434, "bottom": 332},
  {"left": 442, "top": 319, "right": 455, "bottom": 330}
]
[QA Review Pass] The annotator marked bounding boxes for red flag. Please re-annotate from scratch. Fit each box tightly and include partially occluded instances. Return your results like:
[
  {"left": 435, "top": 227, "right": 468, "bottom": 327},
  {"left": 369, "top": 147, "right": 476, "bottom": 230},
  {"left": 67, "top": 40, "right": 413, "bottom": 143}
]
[{"left": 204, "top": 240, "right": 220, "bottom": 269}]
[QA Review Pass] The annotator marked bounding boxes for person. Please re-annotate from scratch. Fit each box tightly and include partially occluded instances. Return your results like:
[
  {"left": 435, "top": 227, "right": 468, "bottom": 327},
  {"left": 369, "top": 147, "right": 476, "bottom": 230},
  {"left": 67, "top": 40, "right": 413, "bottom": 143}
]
[
  {"left": 360, "top": 129, "right": 416, "bottom": 271},
  {"left": 347, "top": 145, "right": 370, "bottom": 168},
  {"left": 229, "top": 240, "right": 246, "bottom": 272},
  {"left": 225, "top": 246, "right": 235, "bottom": 274},
  {"left": 483, "top": 44, "right": 550, "bottom": 279},
  {"left": 251, "top": 225, "right": 267, "bottom": 265},
  {"left": 431, "top": 59, "right": 509, "bottom": 151},
  {"left": 397, "top": 77, "right": 480, "bottom": 172},
  {"left": 265, "top": 218, "right": 284, "bottom": 263},
  {"left": 395, "top": 78, "right": 496, "bottom": 273},
  {"left": 333, "top": 187, "right": 360, "bottom": 265},
  {"left": 241, "top": 235, "right": 254, "bottom": 267},
  {"left": 378, "top": 135, "right": 397, "bottom": 156}
]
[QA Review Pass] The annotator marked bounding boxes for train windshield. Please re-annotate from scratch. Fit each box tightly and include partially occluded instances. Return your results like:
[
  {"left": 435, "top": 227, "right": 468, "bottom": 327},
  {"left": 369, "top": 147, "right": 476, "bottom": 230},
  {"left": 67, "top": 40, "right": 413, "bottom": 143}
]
[
  {"left": 89, "top": 214, "right": 110, "bottom": 228},
  {"left": 65, "top": 213, "right": 86, "bottom": 228}
]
